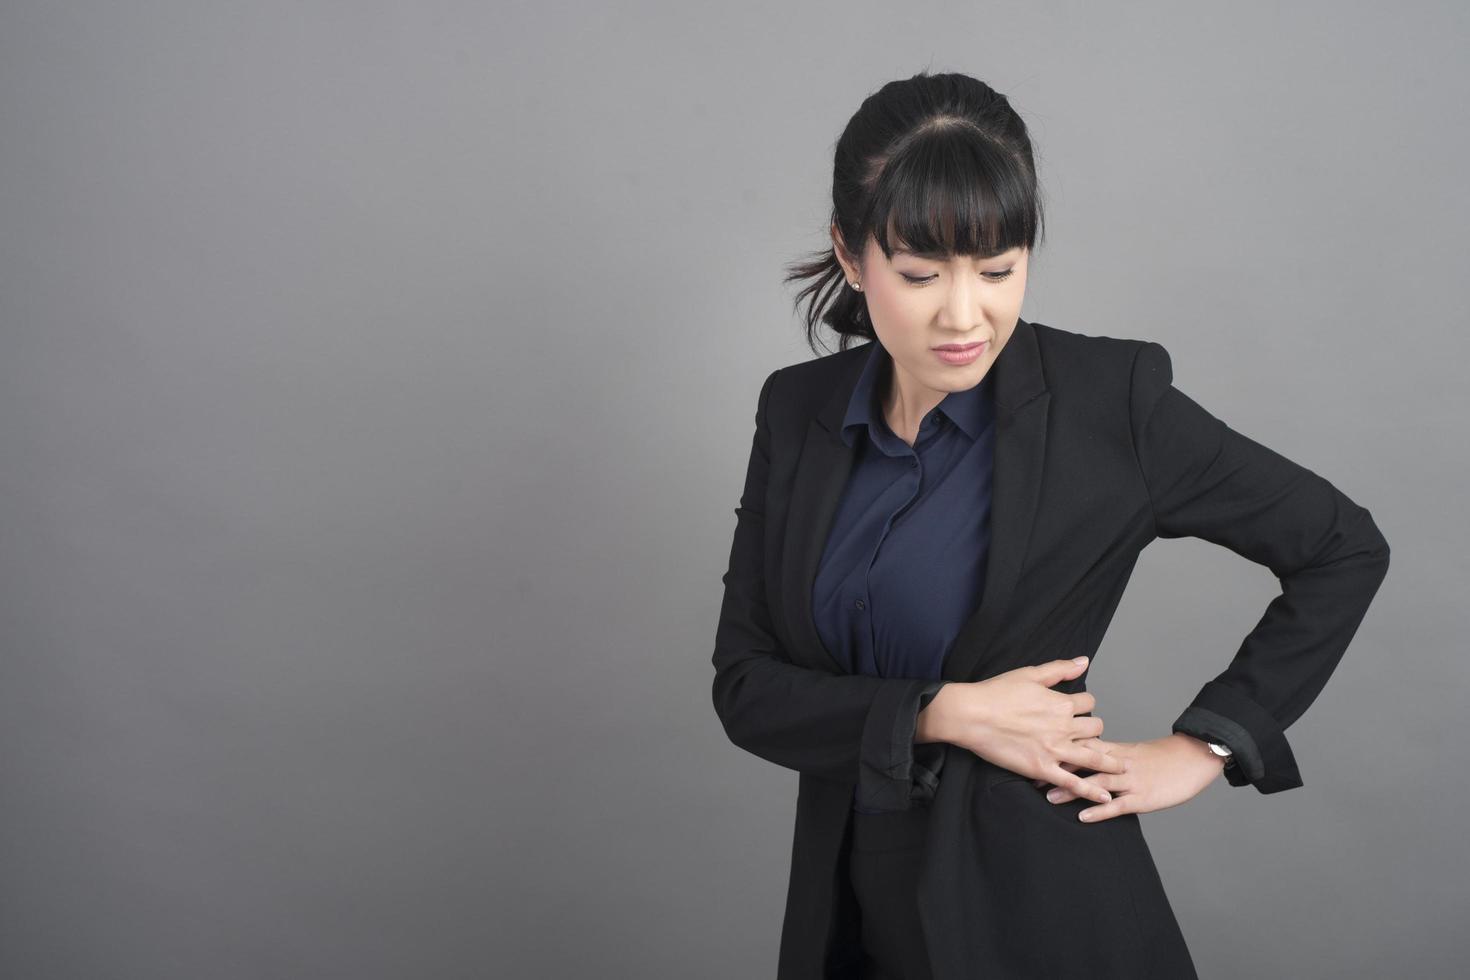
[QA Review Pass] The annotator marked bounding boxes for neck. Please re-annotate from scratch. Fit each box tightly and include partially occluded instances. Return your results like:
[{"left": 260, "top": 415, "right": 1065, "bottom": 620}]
[{"left": 881, "top": 358, "right": 943, "bottom": 446}]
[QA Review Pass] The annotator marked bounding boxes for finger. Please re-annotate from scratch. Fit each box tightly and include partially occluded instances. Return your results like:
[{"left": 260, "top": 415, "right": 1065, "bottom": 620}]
[
  {"left": 1051, "top": 767, "right": 1111, "bottom": 805},
  {"left": 1034, "top": 656, "right": 1089, "bottom": 686},
  {"left": 1058, "top": 743, "right": 1123, "bottom": 781},
  {"left": 1032, "top": 760, "right": 1078, "bottom": 788},
  {"left": 1070, "top": 714, "right": 1105, "bottom": 740},
  {"left": 1046, "top": 769, "right": 1129, "bottom": 804},
  {"left": 1066, "top": 745, "right": 1129, "bottom": 776},
  {"left": 1064, "top": 746, "right": 1128, "bottom": 775},
  {"left": 1084, "top": 737, "right": 1130, "bottom": 755},
  {"left": 1086, "top": 770, "right": 1130, "bottom": 793},
  {"left": 1068, "top": 690, "right": 1098, "bottom": 715},
  {"left": 1040, "top": 746, "right": 1105, "bottom": 793},
  {"left": 1078, "top": 793, "right": 1136, "bottom": 823}
]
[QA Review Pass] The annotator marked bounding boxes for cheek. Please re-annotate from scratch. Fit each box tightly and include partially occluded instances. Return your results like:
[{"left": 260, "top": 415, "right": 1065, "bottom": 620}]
[
  {"left": 872, "top": 285, "right": 929, "bottom": 320},
  {"left": 861, "top": 287, "right": 894, "bottom": 322}
]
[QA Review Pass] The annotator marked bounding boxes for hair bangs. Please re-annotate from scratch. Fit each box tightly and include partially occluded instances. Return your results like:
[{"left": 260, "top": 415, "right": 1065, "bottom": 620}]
[{"left": 865, "top": 124, "right": 1038, "bottom": 263}]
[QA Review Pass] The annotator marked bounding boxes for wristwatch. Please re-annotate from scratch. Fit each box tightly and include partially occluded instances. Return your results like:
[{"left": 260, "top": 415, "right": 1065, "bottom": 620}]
[{"left": 1206, "top": 741, "right": 1237, "bottom": 770}]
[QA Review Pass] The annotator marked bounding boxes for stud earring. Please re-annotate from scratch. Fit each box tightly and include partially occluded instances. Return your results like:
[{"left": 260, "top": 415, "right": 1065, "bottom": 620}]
[{"left": 850, "top": 281, "right": 862, "bottom": 291}]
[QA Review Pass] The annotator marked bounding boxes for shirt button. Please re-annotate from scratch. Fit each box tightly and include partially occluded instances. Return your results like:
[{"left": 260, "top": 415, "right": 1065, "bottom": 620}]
[
  {"left": 909, "top": 458, "right": 918, "bottom": 468},
  {"left": 855, "top": 599, "right": 865, "bottom": 610}
]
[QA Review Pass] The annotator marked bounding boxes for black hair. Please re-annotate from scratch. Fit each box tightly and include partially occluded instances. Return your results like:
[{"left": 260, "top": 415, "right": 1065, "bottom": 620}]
[{"left": 784, "top": 70, "right": 1046, "bottom": 355}]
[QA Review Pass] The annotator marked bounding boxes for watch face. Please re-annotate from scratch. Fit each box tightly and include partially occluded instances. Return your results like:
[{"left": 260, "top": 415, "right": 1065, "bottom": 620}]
[{"left": 1207, "top": 742, "right": 1233, "bottom": 757}]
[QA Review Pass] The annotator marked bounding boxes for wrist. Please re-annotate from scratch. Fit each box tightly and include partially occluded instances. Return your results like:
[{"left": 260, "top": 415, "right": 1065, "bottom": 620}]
[
  {"left": 1169, "top": 731, "right": 1229, "bottom": 769},
  {"left": 915, "top": 682, "right": 958, "bottom": 745}
]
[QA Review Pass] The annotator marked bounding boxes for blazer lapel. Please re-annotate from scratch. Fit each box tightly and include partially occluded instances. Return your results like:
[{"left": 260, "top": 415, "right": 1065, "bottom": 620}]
[
  {"left": 942, "top": 322, "right": 1049, "bottom": 682},
  {"left": 779, "top": 348, "right": 869, "bottom": 676},
  {"left": 780, "top": 318, "right": 1051, "bottom": 683}
]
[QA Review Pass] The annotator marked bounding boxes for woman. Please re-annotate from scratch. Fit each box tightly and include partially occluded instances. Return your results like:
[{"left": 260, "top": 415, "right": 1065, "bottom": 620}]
[{"left": 710, "top": 71, "right": 1390, "bottom": 979}]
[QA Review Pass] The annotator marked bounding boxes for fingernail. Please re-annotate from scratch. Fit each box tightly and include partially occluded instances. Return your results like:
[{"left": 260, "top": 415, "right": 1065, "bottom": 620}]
[
  {"left": 1100, "top": 791, "right": 1111, "bottom": 801},
  {"left": 1080, "top": 810, "right": 1093, "bottom": 820},
  {"left": 1046, "top": 789, "right": 1060, "bottom": 802},
  {"left": 1072, "top": 656, "right": 1088, "bottom": 665}
]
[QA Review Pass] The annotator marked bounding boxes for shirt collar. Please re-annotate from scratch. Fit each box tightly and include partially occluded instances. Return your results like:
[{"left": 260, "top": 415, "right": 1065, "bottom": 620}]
[{"left": 840, "top": 339, "right": 994, "bottom": 449}]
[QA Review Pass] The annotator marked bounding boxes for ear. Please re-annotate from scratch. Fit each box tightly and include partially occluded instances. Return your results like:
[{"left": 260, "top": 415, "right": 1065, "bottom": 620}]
[{"left": 830, "top": 223, "right": 861, "bottom": 283}]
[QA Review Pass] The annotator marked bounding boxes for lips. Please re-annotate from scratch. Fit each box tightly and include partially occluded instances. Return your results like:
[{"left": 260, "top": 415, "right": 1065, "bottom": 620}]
[{"left": 933, "top": 341, "right": 988, "bottom": 351}]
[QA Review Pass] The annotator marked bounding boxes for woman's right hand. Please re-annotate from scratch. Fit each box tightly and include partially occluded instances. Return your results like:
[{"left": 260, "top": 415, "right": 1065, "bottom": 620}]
[{"left": 920, "top": 656, "right": 1128, "bottom": 805}]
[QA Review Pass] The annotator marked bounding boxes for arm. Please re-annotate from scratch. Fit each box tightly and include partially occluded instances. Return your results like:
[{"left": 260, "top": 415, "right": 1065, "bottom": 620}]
[
  {"left": 711, "top": 368, "right": 950, "bottom": 811},
  {"left": 1129, "top": 341, "right": 1391, "bottom": 793}
]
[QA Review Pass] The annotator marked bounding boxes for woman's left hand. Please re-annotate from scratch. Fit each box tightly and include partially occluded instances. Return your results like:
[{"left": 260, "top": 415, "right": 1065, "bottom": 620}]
[{"left": 1032, "top": 733, "right": 1228, "bottom": 822}]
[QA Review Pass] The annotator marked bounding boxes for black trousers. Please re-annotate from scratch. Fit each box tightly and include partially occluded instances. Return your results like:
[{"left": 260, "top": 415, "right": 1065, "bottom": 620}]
[{"left": 844, "top": 803, "right": 934, "bottom": 980}]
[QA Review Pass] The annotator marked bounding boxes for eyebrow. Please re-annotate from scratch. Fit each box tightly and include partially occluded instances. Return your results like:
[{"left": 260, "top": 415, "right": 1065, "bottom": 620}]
[{"left": 894, "top": 247, "right": 1017, "bottom": 261}]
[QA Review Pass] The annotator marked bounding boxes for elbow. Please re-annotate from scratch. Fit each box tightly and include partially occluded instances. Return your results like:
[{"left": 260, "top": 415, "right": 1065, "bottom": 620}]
[
  {"left": 1335, "top": 505, "right": 1392, "bottom": 575},
  {"left": 1372, "top": 538, "right": 1391, "bottom": 592},
  {"left": 710, "top": 658, "right": 756, "bottom": 750},
  {"left": 1362, "top": 513, "right": 1391, "bottom": 578},
  {"left": 711, "top": 670, "right": 736, "bottom": 743},
  {"left": 1345, "top": 516, "right": 1391, "bottom": 601},
  {"left": 1279, "top": 507, "right": 1391, "bottom": 598},
  {"left": 1373, "top": 534, "right": 1390, "bottom": 574}
]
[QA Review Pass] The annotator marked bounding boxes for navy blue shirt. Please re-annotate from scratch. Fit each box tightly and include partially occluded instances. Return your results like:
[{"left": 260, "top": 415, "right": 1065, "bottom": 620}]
[{"left": 811, "top": 338, "right": 997, "bottom": 812}]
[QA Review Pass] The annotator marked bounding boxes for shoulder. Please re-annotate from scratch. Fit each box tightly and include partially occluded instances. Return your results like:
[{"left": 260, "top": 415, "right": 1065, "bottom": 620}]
[
  {"left": 1030, "top": 319, "right": 1150, "bottom": 378},
  {"left": 762, "top": 340, "right": 872, "bottom": 423},
  {"left": 1029, "top": 319, "right": 1173, "bottom": 409}
]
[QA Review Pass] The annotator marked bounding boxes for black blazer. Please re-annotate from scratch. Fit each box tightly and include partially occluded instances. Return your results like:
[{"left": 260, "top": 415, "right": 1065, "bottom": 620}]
[{"left": 711, "top": 317, "right": 1390, "bottom": 979}]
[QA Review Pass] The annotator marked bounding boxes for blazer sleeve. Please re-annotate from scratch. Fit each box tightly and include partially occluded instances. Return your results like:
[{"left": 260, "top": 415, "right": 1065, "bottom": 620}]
[
  {"left": 1128, "top": 340, "right": 1391, "bottom": 794},
  {"left": 711, "top": 368, "right": 951, "bottom": 812}
]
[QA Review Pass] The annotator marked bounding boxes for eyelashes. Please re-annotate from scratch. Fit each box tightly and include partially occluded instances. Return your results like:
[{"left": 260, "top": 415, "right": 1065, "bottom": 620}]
[{"left": 901, "top": 269, "right": 1016, "bottom": 286}]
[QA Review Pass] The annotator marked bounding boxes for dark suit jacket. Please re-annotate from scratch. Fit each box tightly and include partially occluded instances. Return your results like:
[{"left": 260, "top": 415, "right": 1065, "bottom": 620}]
[{"left": 711, "top": 317, "right": 1391, "bottom": 979}]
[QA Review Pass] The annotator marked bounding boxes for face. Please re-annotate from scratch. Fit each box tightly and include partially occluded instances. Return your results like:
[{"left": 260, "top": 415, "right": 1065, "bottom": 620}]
[{"left": 833, "top": 226, "right": 1029, "bottom": 412}]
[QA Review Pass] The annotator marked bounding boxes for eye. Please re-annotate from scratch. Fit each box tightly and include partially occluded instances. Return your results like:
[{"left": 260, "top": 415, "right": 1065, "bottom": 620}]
[{"left": 900, "top": 269, "right": 1015, "bottom": 286}]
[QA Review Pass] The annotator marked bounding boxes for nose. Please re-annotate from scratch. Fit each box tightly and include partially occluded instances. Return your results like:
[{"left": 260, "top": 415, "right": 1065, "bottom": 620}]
[{"left": 937, "top": 272, "right": 983, "bottom": 333}]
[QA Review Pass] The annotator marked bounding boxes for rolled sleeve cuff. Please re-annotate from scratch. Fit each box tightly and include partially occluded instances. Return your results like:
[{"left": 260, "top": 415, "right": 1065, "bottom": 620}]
[
  {"left": 855, "top": 679, "right": 951, "bottom": 812},
  {"left": 1171, "top": 679, "right": 1303, "bottom": 794}
]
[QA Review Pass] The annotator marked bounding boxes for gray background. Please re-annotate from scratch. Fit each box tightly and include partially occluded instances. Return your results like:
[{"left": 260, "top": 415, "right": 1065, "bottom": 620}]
[{"left": 1, "top": 2, "right": 1464, "bottom": 977}]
